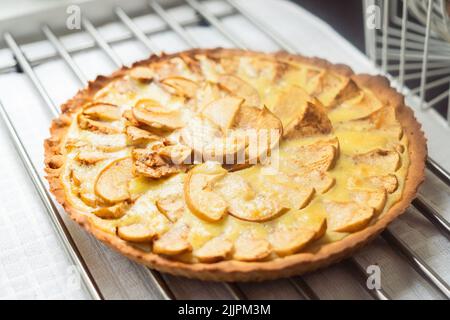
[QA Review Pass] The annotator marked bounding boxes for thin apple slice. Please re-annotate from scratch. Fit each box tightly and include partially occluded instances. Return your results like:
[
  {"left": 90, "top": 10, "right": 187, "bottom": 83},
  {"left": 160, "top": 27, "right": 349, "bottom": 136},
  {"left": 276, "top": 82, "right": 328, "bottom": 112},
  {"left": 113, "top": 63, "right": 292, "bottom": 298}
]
[
  {"left": 94, "top": 158, "right": 134, "bottom": 204},
  {"left": 263, "top": 175, "right": 315, "bottom": 210},
  {"left": 215, "top": 174, "right": 287, "bottom": 222},
  {"left": 126, "top": 126, "right": 160, "bottom": 144},
  {"left": 292, "top": 171, "right": 335, "bottom": 194},
  {"left": 271, "top": 86, "right": 309, "bottom": 127},
  {"left": 270, "top": 186, "right": 314, "bottom": 210},
  {"left": 201, "top": 97, "right": 243, "bottom": 131},
  {"left": 232, "top": 105, "right": 283, "bottom": 165},
  {"left": 78, "top": 114, "right": 120, "bottom": 134},
  {"left": 155, "top": 193, "right": 185, "bottom": 222},
  {"left": 269, "top": 208, "right": 327, "bottom": 257},
  {"left": 352, "top": 149, "right": 401, "bottom": 173},
  {"left": 134, "top": 98, "right": 168, "bottom": 113},
  {"left": 286, "top": 143, "right": 337, "bottom": 173},
  {"left": 184, "top": 162, "right": 228, "bottom": 222},
  {"left": 118, "top": 223, "right": 155, "bottom": 242},
  {"left": 132, "top": 99, "right": 185, "bottom": 130},
  {"left": 181, "top": 116, "right": 223, "bottom": 152},
  {"left": 233, "top": 236, "right": 271, "bottom": 261},
  {"left": 75, "top": 150, "right": 107, "bottom": 165},
  {"left": 83, "top": 103, "right": 121, "bottom": 121},
  {"left": 347, "top": 174, "right": 398, "bottom": 193},
  {"left": 218, "top": 74, "right": 260, "bottom": 106},
  {"left": 160, "top": 76, "right": 199, "bottom": 98},
  {"left": 284, "top": 100, "right": 332, "bottom": 139},
  {"left": 324, "top": 200, "right": 374, "bottom": 233},
  {"left": 93, "top": 202, "right": 129, "bottom": 219},
  {"left": 122, "top": 109, "right": 140, "bottom": 126},
  {"left": 152, "top": 224, "right": 192, "bottom": 255},
  {"left": 194, "top": 237, "right": 233, "bottom": 263},
  {"left": 350, "top": 189, "right": 387, "bottom": 214},
  {"left": 181, "top": 116, "right": 246, "bottom": 163}
]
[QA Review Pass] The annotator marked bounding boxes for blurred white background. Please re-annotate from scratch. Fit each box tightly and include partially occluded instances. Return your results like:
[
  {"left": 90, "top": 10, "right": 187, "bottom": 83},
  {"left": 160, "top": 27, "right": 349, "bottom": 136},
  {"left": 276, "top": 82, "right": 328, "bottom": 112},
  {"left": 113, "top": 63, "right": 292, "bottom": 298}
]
[{"left": 0, "top": 0, "right": 72, "bottom": 20}]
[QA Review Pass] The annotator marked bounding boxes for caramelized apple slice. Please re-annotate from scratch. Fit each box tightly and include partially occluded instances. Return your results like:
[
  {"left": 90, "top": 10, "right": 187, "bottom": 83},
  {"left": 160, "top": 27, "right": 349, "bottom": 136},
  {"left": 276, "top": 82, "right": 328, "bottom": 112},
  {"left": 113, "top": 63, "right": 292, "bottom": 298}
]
[
  {"left": 160, "top": 76, "right": 199, "bottom": 98},
  {"left": 152, "top": 224, "right": 192, "bottom": 255},
  {"left": 134, "top": 98, "right": 168, "bottom": 113},
  {"left": 233, "top": 236, "right": 271, "bottom": 261},
  {"left": 184, "top": 163, "right": 228, "bottom": 222},
  {"left": 271, "top": 229, "right": 314, "bottom": 257},
  {"left": 329, "top": 90, "right": 383, "bottom": 123},
  {"left": 157, "top": 144, "right": 192, "bottom": 165},
  {"left": 272, "top": 86, "right": 332, "bottom": 138},
  {"left": 228, "top": 195, "right": 287, "bottom": 222},
  {"left": 314, "top": 72, "right": 359, "bottom": 108},
  {"left": 201, "top": 97, "right": 243, "bottom": 131},
  {"left": 94, "top": 158, "right": 134, "bottom": 204},
  {"left": 118, "top": 223, "right": 155, "bottom": 242},
  {"left": 352, "top": 149, "right": 401, "bottom": 173},
  {"left": 181, "top": 116, "right": 222, "bottom": 152},
  {"left": 155, "top": 193, "right": 185, "bottom": 222},
  {"left": 218, "top": 74, "right": 260, "bottom": 106},
  {"left": 195, "top": 82, "right": 223, "bottom": 111},
  {"left": 271, "top": 86, "right": 309, "bottom": 126},
  {"left": 284, "top": 99, "right": 332, "bottom": 139},
  {"left": 89, "top": 217, "right": 117, "bottom": 235},
  {"left": 80, "top": 191, "right": 98, "bottom": 207},
  {"left": 83, "top": 103, "right": 121, "bottom": 121},
  {"left": 78, "top": 114, "right": 119, "bottom": 134},
  {"left": 286, "top": 143, "right": 337, "bottom": 173},
  {"left": 324, "top": 201, "right": 374, "bottom": 233},
  {"left": 350, "top": 189, "right": 387, "bottom": 214},
  {"left": 270, "top": 212, "right": 326, "bottom": 256},
  {"left": 194, "top": 237, "right": 233, "bottom": 263},
  {"left": 336, "top": 106, "right": 403, "bottom": 140},
  {"left": 132, "top": 99, "right": 185, "bottom": 130}
]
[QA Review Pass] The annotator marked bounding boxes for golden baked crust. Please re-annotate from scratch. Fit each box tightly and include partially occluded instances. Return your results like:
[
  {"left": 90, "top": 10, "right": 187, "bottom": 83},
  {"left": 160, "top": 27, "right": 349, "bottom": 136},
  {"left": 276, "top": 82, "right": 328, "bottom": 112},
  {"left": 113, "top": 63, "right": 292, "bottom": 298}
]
[{"left": 44, "top": 49, "right": 426, "bottom": 281}]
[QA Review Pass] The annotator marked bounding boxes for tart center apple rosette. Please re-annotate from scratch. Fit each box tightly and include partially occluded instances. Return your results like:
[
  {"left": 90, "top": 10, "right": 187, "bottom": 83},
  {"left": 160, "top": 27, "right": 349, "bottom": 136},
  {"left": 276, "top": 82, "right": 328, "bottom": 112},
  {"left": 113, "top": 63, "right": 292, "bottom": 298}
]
[{"left": 46, "top": 49, "right": 411, "bottom": 264}]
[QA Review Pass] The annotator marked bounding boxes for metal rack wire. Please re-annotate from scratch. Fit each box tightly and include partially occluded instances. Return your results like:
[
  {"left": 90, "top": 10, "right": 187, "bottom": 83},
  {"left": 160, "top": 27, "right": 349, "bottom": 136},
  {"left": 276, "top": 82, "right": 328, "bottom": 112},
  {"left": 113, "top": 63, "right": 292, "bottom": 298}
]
[
  {"left": 365, "top": 0, "right": 450, "bottom": 124},
  {"left": 0, "top": 0, "right": 449, "bottom": 300}
]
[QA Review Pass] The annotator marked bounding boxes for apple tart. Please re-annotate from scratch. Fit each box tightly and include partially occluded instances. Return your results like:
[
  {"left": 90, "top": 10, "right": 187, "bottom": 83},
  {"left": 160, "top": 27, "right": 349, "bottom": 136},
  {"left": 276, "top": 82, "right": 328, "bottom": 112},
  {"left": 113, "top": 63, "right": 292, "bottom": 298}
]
[{"left": 45, "top": 49, "right": 426, "bottom": 281}]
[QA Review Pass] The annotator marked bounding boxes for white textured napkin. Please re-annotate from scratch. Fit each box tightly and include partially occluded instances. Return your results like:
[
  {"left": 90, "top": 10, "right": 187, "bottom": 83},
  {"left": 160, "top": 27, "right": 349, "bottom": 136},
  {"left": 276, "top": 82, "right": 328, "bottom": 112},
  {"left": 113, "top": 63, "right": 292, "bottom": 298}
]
[{"left": 0, "top": 0, "right": 448, "bottom": 300}]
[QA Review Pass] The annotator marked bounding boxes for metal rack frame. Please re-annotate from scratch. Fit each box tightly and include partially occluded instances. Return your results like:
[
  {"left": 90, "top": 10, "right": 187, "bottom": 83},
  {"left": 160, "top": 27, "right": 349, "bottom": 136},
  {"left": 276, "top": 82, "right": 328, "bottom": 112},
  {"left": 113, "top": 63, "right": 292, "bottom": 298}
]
[
  {"left": 364, "top": 0, "right": 450, "bottom": 124},
  {"left": 0, "top": 0, "right": 449, "bottom": 300}
]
